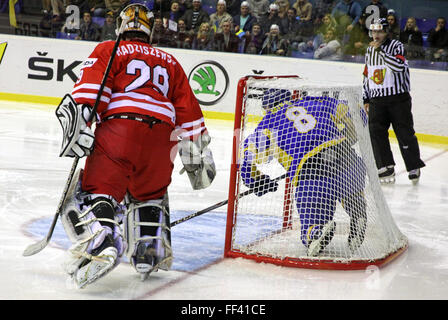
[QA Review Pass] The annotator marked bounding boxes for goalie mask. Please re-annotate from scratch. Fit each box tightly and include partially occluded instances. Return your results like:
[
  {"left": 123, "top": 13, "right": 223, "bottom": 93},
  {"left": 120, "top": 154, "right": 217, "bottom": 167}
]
[
  {"left": 369, "top": 18, "right": 388, "bottom": 37},
  {"left": 117, "top": 4, "right": 154, "bottom": 37}
]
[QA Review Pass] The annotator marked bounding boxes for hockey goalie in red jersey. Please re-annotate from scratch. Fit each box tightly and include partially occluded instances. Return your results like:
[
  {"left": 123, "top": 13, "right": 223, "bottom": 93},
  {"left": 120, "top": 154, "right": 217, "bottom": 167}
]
[{"left": 55, "top": 4, "right": 216, "bottom": 288}]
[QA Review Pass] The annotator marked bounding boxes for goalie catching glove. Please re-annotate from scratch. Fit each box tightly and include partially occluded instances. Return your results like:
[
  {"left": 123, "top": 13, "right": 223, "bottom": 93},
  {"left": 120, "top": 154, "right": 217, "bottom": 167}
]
[
  {"left": 55, "top": 94, "right": 96, "bottom": 158},
  {"left": 178, "top": 132, "right": 216, "bottom": 190}
]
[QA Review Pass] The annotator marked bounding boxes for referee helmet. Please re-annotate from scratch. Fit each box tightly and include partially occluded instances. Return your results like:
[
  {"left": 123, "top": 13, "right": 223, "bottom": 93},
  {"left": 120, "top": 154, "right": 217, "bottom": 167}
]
[{"left": 369, "top": 18, "right": 389, "bottom": 37}]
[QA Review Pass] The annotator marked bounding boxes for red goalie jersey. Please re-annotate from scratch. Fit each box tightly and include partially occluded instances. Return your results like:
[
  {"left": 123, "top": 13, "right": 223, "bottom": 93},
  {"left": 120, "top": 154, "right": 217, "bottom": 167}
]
[{"left": 72, "top": 40, "right": 206, "bottom": 140}]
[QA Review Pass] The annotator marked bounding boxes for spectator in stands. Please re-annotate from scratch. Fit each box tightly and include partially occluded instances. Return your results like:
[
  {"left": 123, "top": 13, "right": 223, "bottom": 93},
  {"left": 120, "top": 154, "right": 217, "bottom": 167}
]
[
  {"left": 71, "top": 0, "right": 91, "bottom": 16},
  {"left": 312, "top": 0, "right": 336, "bottom": 26},
  {"left": 47, "top": 0, "right": 68, "bottom": 20},
  {"left": 76, "top": 11, "right": 101, "bottom": 41},
  {"left": 153, "top": 0, "right": 172, "bottom": 15},
  {"left": 151, "top": 16, "right": 169, "bottom": 47},
  {"left": 314, "top": 27, "right": 342, "bottom": 60},
  {"left": 386, "top": 12, "right": 400, "bottom": 40},
  {"left": 399, "top": 17, "right": 424, "bottom": 60},
  {"left": 39, "top": 11, "right": 56, "bottom": 37},
  {"left": 172, "top": 18, "right": 194, "bottom": 48},
  {"left": 177, "top": 0, "right": 192, "bottom": 14},
  {"left": 312, "top": 12, "right": 338, "bottom": 48},
  {"left": 259, "top": 3, "right": 283, "bottom": 35},
  {"left": 193, "top": 21, "right": 215, "bottom": 50},
  {"left": 280, "top": 8, "right": 301, "bottom": 50},
  {"left": 181, "top": 0, "right": 210, "bottom": 32},
  {"left": 100, "top": 10, "right": 116, "bottom": 40},
  {"left": 426, "top": 17, "right": 448, "bottom": 62},
  {"left": 233, "top": 1, "right": 257, "bottom": 34},
  {"left": 260, "top": 24, "right": 288, "bottom": 55},
  {"left": 164, "top": 1, "right": 183, "bottom": 23},
  {"left": 213, "top": 18, "right": 240, "bottom": 52},
  {"left": 247, "top": 0, "right": 270, "bottom": 20},
  {"left": 225, "top": 0, "right": 241, "bottom": 18},
  {"left": 331, "top": 0, "right": 362, "bottom": 37},
  {"left": 293, "top": 0, "right": 312, "bottom": 22},
  {"left": 362, "top": 0, "right": 388, "bottom": 19},
  {"left": 280, "top": 7, "right": 299, "bottom": 35},
  {"left": 343, "top": 12, "right": 369, "bottom": 56},
  {"left": 209, "top": 0, "right": 233, "bottom": 33},
  {"left": 105, "top": 0, "right": 122, "bottom": 17},
  {"left": 243, "top": 22, "right": 265, "bottom": 53},
  {"left": 42, "top": 0, "right": 52, "bottom": 14},
  {"left": 88, "top": 0, "right": 106, "bottom": 17},
  {"left": 275, "top": 0, "right": 290, "bottom": 19},
  {"left": 293, "top": 0, "right": 314, "bottom": 37}
]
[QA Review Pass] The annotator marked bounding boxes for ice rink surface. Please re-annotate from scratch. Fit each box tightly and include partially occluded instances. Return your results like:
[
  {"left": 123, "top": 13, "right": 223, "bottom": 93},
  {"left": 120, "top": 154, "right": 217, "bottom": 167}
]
[{"left": 1, "top": 100, "right": 447, "bottom": 300}]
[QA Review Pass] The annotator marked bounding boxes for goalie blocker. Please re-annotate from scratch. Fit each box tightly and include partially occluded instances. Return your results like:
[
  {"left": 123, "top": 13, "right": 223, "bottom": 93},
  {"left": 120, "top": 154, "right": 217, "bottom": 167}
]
[{"left": 55, "top": 94, "right": 96, "bottom": 158}]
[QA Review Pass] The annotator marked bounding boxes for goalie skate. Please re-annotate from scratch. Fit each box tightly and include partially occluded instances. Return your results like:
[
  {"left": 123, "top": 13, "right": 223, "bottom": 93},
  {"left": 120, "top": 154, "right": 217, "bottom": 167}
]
[
  {"left": 378, "top": 166, "right": 395, "bottom": 184},
  {"left": 67, "top": 235, "right": 119, "bottom": 289},
  {"left": 132, "top": 241, "right": 173, "bottom": 281}
]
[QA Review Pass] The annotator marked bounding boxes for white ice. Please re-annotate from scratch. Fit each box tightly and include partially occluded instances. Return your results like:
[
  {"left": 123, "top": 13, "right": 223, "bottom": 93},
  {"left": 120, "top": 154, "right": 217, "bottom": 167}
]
[{"left": 0, "top": 100, "right": 447, "bottom": 300}]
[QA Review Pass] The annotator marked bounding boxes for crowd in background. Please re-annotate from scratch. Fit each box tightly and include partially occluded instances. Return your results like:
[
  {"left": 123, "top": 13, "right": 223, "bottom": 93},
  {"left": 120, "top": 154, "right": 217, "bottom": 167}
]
[{"left": 2, "top": 0, "right": 448, "bottom": 62}]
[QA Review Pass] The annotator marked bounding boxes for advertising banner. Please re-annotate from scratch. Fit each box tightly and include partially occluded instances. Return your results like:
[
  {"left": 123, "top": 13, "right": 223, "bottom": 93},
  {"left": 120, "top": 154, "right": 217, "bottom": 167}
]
[{"left": 0, "top": 34, "right": 447, "bottom": 137}]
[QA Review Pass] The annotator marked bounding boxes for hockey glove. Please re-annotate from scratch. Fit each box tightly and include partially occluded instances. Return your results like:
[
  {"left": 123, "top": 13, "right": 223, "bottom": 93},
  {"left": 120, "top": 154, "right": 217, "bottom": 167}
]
[
  {"left": 251, "top": 174, "right": 279, "bottom": 197},
  {"left": 178, "top": 132, "right": 216, "bottom": 190},
  {"left": 240, "top": 154, "right": 278, "bottom": 197},
  {"left": 55, "top": 94, "right": 96, "bottom": 158}
]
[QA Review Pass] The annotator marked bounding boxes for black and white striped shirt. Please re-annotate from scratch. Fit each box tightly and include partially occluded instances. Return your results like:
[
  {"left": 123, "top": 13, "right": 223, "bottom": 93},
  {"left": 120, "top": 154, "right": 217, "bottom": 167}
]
[{"left": 363, "top": 38, "right": 411, "bottom": 102}]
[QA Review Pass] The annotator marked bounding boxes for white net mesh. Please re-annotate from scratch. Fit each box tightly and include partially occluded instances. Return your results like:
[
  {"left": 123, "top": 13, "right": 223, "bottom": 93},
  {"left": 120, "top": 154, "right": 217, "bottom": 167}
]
[{"left": 228, "top": 77, "right": 408, "bottom": 267}]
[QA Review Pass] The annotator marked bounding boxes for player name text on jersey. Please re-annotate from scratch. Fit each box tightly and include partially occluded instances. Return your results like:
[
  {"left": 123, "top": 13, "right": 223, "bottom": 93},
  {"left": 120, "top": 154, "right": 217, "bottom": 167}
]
[{"left": 116, "top": 43, "right": 175, "bottom": 65}]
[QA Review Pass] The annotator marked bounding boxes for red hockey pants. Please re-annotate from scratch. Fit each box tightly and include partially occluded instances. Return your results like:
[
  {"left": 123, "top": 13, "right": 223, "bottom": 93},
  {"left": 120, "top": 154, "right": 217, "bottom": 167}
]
[{"left": 82, "top": 118, "right": 178, "bottom": 202}]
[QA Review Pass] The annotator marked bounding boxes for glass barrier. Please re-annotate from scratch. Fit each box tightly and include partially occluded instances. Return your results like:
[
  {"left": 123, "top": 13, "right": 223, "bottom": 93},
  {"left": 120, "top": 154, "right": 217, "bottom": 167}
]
[{"left": 1, "top": 0, "right": 447, "bottom": 71}]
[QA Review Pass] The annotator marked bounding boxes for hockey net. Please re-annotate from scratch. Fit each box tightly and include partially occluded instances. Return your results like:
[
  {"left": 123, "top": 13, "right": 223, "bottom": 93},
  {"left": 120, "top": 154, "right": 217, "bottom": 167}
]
[{"left": 225, "top": 76, "right": 408, "bottom": 270}]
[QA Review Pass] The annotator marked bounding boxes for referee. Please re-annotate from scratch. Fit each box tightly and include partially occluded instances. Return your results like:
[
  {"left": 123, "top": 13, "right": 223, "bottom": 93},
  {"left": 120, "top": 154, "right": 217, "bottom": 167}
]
[{"left": 363, "top": 18, "right": 425, "bottom": 184}]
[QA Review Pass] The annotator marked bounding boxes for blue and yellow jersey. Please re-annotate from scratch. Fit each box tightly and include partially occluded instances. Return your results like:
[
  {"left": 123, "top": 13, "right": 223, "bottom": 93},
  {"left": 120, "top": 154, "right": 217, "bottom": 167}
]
[{"left": 241, "top": 96, "right": 351, "bottom": 187}]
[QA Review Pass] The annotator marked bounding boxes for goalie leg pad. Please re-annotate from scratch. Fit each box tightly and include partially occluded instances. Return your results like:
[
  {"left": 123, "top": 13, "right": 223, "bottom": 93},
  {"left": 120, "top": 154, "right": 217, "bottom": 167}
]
[
  {"left": 124, "top": 194, "right": 173, "bottom": 275},
  {"left": 60, "top": 170, "right": 124, "bottom": 288}
]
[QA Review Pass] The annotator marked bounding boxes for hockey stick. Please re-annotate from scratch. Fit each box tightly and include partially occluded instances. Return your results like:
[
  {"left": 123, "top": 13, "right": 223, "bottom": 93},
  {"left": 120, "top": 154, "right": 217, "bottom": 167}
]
[
  {"left": 170, "top": 173, "right": 288, "bottom": 227},
  {"left": 22, "top": 16, "right": 130, "bottom": 257}
]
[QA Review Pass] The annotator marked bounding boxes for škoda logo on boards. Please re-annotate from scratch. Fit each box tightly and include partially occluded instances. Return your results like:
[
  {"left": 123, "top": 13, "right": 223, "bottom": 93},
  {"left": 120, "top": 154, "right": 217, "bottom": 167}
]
[{"left": 188, "top": 61, "right": 229, "bottom": 106}]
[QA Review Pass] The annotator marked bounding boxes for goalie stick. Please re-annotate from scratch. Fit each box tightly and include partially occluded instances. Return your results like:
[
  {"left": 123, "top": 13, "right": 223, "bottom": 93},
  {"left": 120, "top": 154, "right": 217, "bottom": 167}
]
[
  {"left": 22, "top": 16, "right": 131, "bottom": 257},
  {"left": 170, "top": 173, "right": 288, "bottom": 227}
]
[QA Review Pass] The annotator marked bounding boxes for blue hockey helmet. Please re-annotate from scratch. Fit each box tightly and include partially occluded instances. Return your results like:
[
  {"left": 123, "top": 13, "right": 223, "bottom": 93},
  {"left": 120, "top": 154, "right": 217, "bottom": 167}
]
[{"left": 261, "top": 88, "right": 292, "bottom": 110}]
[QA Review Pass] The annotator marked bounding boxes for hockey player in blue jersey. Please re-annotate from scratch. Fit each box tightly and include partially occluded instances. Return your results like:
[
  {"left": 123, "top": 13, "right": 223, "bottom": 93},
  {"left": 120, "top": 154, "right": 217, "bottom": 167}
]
[{"left": 240, "top": 89, "right": 367, "bottom": 256}]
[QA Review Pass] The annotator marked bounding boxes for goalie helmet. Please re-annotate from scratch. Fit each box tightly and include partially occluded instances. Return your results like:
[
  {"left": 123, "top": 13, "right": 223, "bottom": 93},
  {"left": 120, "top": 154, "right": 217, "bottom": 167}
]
[
  {"left": 369, "top": 18, "right": 389, "bottom": 37},
  {"left": 117, "top": 3, "right": 154, "bottom": 37}
]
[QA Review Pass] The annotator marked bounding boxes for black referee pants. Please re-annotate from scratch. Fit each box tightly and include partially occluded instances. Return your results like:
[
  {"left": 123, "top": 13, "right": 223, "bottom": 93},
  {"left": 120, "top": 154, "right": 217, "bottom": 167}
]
[{"left": 368, "top": 92, "right": 425, "bottom": 172}]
